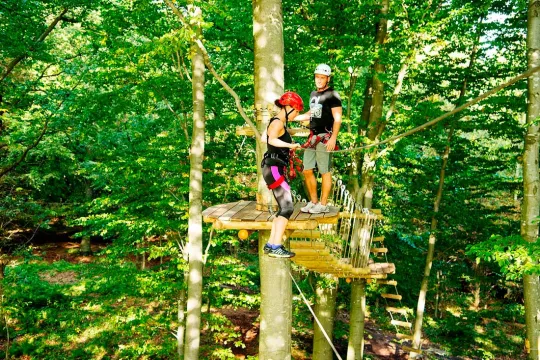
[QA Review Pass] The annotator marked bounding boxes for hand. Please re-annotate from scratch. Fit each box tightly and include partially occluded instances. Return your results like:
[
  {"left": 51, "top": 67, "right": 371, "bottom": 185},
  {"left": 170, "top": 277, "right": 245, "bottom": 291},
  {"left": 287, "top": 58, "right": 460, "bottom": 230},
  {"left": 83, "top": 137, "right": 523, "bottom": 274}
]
[
  {"left": 291, "top": 143, "right": 301, "bottom": 149},
  {"left": 325, "top": 137, "right": 337, "bottom": 151}
]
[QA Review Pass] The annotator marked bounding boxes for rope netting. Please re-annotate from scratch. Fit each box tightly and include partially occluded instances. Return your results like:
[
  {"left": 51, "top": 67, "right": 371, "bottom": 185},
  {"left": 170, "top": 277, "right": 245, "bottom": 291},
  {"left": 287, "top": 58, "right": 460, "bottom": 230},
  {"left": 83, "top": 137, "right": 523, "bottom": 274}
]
[{"left": 290, "top": 177, "right": 380, "bottom": 272}]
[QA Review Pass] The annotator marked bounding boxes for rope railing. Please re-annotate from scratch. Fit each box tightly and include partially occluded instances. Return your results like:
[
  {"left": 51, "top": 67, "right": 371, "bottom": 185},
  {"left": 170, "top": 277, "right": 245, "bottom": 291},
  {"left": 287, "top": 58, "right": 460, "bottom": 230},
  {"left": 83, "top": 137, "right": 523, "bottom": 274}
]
[{"left": 291, "top": 177, "right": 380, "bottom": 273}]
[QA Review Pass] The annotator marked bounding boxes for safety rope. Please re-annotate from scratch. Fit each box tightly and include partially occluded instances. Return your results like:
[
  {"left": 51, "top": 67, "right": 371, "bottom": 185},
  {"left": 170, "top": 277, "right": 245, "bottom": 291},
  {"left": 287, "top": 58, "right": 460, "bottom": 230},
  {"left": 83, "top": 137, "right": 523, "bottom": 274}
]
[
  {"left": 289, "top": 271, "right": 343, "bottom": 360},
  {"left": 292, "top": 64, "right": 540, "bottom": 155}
]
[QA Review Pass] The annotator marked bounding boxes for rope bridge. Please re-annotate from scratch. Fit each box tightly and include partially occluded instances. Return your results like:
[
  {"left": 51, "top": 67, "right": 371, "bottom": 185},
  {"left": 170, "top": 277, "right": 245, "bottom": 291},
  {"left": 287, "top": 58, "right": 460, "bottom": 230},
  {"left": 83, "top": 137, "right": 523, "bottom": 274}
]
[{"left": 288, "top": 178, "right": 394, "bottom": 279}]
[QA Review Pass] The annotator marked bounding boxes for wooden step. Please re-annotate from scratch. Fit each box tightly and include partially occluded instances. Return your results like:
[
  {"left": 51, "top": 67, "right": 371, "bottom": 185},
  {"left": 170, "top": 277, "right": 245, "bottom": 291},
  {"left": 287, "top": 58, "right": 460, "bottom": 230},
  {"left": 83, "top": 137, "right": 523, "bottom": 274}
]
[
  {"left": 289, "top": 230, "right": 321, "bottom": 239},
  {"left": 370, "top": 247, "right": 388, "bottom": 253},
  {"left": 386, "top": 307, "right": 410, "bottom": 315},
  {"left": 391, "top": 320, "right": 412, "bottom": 328},
  {"left": 396, "top": 333, "right": 414, "bottom": 341},
  {"left": 372, "top": 236, "right": 384, "bottom": 242},
  {"left": 293, "top": 248, "right": 330, "bottom": 256},
  {"left": 401, "top": 346, "right": 422, "bottom": 354},
  {"left": 381, "top": 293, "right": 402, "bottom": 300},
  {"left": 289, "top": 240, "right": 325, "bottom": 249},
  {"left": 376, "top": 279, "right": 397, "bottom": 286}
]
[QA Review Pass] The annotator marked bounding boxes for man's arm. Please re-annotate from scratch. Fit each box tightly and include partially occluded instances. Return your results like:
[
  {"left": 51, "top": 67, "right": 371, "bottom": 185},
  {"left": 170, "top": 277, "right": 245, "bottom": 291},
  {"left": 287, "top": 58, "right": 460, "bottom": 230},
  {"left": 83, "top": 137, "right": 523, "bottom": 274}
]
[{"left": 326, "top": 106, "right": 342, "bottom": 151}]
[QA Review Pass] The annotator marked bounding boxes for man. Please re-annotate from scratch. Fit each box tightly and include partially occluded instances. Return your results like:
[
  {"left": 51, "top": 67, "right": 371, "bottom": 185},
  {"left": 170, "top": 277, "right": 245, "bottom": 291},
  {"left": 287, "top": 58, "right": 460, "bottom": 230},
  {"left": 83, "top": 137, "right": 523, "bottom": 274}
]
[{"left": 295, "top": 64, "right": 342, "bottom": 214}]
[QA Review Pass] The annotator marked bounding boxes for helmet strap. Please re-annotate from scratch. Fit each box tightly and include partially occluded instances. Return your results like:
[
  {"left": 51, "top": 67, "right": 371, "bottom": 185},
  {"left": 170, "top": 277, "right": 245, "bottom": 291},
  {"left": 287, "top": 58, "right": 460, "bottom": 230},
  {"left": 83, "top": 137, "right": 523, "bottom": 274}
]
[{"left": 285, "top": 107, "right": 295, "bottom": 126}]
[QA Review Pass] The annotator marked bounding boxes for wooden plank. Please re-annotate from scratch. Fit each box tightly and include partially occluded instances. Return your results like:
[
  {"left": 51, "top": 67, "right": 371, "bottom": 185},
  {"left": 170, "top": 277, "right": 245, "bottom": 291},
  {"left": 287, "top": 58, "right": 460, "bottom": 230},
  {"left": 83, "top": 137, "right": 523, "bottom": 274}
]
[
  {"left": 386, "top": 307, "right": 410, "bottom": 315},
  {"left": 369, "top": 262, "right": 395, "bottom": 274},
  {"left": 218, "top": 200, "right": 252, "bottom": 221},
  {"left": 401, "top": 346, "right": 422, "bottom": 354},
  {"left": 255, "top": 211, "right": 273, "bottom": 222},
  {"left": 292, "top": 249, "right": 331, "bottom": 257},
  {"left": 372, "top": 236, "right": 385, "bottom": 242},
  {"left": 289, "top": 230, "right": 321, "bottom": 239},
  {"left": 370, "top": 248, "right": 388, "bottom": 253},
  {"left": 396, "top": 333, "right": 414, "bottom": 341},
  {"left": 391, "top": 320, "right": 412, "bottom": 328},
  {"left": 288, "top": 203, "right": 304, "bottom": 221},
  {"left": 202, "top": 202, "right": 238, "bottom": 220},
  {"left": 376, "top": 279, "right": 397, "bottom": 286},
  {"left": 230, "top": 201, "right": 261, "bottom": 221},
  {"left": 289, "top": 240, "right": 326, "bottom": 249},
  {"left": 211, "top": 219, "right": 318, "bottom": 231},
  {"left": 295, "top": 209, "right": 313, "bottom": 221},
  {"left": 382, "top": 293, "right": 402, "bottom": 300}
]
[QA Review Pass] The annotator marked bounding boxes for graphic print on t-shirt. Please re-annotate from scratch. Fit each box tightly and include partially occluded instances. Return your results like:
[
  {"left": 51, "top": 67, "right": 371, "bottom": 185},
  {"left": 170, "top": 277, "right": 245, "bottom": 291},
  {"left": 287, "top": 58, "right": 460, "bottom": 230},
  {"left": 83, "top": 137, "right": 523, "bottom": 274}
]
[{"left": 310, "top": 96, "right": 322, "bottom": 119}]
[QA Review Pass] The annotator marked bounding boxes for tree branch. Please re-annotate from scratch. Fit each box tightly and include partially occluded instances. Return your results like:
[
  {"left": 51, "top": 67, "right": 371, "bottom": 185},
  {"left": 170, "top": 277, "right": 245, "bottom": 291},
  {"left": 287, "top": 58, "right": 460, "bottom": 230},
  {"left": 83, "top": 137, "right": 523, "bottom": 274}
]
[
  {"left": 162, "top": 1, "right": 261, "bottom": 140},
  {"left": 334, "top": 65, "right": 540, "bottom": 154},
  {"left": 0, "top": 7, "right": 69, "bottom": 83}
]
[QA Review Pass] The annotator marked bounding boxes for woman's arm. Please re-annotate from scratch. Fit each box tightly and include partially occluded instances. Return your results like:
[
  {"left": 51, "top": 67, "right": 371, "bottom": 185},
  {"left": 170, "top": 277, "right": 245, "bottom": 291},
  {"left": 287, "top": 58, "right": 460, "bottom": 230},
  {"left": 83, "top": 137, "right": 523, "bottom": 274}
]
[{"left": 267, "top": 121, "right": 300, "bottom": 149}]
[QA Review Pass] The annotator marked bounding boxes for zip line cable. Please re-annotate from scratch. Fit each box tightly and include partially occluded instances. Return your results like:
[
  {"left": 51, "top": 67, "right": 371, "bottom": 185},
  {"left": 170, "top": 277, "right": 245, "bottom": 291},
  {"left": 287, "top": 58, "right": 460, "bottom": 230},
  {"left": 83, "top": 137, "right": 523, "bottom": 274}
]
[{"left": 297, "top": 64, "right": 540, "bottom": 154}]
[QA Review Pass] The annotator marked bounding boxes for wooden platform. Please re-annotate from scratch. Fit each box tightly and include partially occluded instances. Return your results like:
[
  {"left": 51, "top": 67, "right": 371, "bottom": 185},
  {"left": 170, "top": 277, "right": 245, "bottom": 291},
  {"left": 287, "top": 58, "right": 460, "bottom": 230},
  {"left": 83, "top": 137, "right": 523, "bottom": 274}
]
[
  {"left": 202, "top": 200, "right": 342, "bottom": 230},
  {"left": 203, "top": 200, "right": 393, "bottom": 279}
]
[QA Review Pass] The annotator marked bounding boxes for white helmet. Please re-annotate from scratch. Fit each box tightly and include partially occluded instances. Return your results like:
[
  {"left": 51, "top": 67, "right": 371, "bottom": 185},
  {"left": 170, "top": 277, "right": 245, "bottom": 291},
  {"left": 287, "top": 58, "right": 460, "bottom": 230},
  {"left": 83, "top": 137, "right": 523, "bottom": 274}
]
[{"left": 314, "top": 64, "right": 331, "bottom": 76}]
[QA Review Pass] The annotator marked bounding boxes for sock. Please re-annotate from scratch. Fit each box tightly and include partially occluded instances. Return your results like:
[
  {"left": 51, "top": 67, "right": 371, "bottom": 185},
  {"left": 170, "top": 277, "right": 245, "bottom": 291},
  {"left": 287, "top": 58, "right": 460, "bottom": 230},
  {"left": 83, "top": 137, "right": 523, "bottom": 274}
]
[{"left": 271, "top": 244, "right": 281, "bottom": 250}]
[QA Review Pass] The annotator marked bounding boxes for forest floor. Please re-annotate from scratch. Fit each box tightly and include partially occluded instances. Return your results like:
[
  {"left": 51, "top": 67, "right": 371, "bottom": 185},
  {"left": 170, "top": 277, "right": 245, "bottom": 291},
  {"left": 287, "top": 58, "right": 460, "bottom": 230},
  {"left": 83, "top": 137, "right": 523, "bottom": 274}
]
[{"left": 2, "top": 235, "right": 525, "bottom": 360}]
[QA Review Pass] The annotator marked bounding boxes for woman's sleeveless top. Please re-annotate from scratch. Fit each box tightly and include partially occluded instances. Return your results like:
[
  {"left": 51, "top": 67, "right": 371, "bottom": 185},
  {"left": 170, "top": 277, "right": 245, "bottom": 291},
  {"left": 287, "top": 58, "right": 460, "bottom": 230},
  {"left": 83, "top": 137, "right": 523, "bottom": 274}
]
[{"left": 263, "top": 117, "right": 292, "bottom": 166}]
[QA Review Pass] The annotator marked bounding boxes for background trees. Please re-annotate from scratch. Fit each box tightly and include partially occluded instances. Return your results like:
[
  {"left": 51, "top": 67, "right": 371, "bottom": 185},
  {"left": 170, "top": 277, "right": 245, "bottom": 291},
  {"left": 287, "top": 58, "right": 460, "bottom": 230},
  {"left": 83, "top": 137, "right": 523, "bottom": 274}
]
[{"left": 1, "top": 0, "right": 538, "bottom": 358}]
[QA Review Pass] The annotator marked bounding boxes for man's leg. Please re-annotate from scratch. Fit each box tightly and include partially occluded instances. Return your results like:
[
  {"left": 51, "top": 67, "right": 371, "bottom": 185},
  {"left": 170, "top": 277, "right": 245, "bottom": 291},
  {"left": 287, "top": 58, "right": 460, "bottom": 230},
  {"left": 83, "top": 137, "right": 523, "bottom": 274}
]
[
  {"left": 320, "top": 171, "right": 332, "bottom": 205},
  {"left": 303, "top": 169, "right": 318, "bottom": 204}
]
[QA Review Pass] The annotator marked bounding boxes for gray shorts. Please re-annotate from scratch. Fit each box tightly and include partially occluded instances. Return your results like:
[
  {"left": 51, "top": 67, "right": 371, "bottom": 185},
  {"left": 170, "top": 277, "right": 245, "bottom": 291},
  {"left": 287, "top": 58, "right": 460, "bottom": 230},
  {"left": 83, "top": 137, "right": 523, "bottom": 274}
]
[{"left": 303, "top": 141, "right": 333, "bottom": 174}]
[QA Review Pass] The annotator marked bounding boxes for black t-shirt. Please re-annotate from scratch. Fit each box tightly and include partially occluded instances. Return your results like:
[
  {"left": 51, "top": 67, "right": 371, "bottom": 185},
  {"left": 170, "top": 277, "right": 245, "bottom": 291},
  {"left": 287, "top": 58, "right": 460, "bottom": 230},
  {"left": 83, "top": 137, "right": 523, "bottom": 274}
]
[
  {"left": 309, "top": 87, "right": 342, "bottom": 135},
  {"left": 264, "top": 117, "right": 292, "bottom": 165}
]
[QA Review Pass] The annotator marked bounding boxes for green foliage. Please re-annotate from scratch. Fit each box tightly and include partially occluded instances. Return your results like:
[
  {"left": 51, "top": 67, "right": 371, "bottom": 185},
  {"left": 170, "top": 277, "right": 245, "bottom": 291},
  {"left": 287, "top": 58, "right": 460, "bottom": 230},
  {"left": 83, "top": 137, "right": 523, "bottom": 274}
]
[{"left": 467, "top": 234, "right": 540, "bottom": 280}]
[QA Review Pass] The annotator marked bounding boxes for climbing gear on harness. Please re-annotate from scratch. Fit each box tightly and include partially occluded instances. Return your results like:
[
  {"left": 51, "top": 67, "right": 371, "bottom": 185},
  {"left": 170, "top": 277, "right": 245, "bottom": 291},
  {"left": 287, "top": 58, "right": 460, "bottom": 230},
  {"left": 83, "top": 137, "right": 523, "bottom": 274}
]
[
  {"left": 274, "top": 91, "right": 304, "bottom": 111},
  {"left": 288, "top": 148, "right": 303, "bottom": 180},
  {"left": 302, "top": 131, "right": 339, "bottom": 150}
]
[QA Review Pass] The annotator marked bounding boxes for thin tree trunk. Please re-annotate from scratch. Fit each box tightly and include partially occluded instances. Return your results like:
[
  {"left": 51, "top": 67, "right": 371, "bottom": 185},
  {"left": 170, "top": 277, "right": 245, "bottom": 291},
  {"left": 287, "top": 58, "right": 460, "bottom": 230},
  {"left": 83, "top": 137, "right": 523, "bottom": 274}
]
[
  {"left": 252, "top": 1, "right": 291, "bottom": 359},
  {"left": 0, "top": 8, "right": 69, "bottom": 83},
  {"left": 347, "top": 279, "right": 366, "bottom": 360},
  {"left": 410, "top": 25, "right": 482, "bottom": 357},
  {"left": 312, "top": 276, "right": 339, "bottom": 360},
  {"left": 347, "top": 2, "right": 388, "bottom": 357},
  {"left": 183, "top": 6, "right": 205, "bottom": 360},
  {"left": 522, "top": 2, "right": 540, "bottom": 359}
]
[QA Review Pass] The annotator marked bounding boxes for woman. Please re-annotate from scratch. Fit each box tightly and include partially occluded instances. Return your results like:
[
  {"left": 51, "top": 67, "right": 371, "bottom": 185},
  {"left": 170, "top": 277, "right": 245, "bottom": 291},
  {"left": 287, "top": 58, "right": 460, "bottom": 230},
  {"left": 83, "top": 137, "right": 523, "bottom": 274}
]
[{"left": 261, "top": 91, "right": 304, "bottom": 258}]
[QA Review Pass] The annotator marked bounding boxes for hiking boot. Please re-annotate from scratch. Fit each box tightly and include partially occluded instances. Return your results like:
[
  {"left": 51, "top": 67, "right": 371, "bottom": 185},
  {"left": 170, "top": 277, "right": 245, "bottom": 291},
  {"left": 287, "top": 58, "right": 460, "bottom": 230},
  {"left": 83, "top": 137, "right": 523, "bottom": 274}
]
[
  {"left": 301, "top": 201, "right": 316, "bottom": 213},
  {"left": 309, "top": 203, "right": 329, "bottom": 214},
  {"left": 263, "top": 243, "right": 272, "bottom": 254},
  {"left": 268, "top": 245, "right": 295, "bottom": 258}
]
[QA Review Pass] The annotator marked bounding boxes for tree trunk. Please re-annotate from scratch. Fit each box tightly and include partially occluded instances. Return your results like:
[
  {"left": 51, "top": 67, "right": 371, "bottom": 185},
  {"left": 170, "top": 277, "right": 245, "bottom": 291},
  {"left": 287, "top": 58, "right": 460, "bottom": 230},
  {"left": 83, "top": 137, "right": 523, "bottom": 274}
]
[
  {"left": 183, "top": 6, "right": 205, "bottom": 360},
  {"left": 80, "top": 237, "right": 92, "bottom": 255},
  {"left": 522, "top": 2, "right": 540, "bottom": 358},
  {"left": 312, "top": 276, "right": 339, "bottom": 360},
  {"left": 253, "top": 1, "right": 291, "bottom": 359},
  {"left": 410, "top": 25, "right": 481, "bottom": 357},
  {"left": 347, "top": 1, "right": 388, "bottom": 357},
  {"left": 347, "top": 279, "right": 366, "bottom": 360}
]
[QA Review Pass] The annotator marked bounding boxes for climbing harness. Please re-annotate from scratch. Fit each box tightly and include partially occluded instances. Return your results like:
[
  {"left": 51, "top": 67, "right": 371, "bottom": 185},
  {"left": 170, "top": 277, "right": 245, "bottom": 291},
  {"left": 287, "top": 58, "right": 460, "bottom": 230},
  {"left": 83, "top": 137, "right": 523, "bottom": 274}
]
[
  {"left": 267, "top": 173, "right": 286, "bottom": 190},
  {"left": 301, "top": 131, "right": 339, "bottom": 150}
]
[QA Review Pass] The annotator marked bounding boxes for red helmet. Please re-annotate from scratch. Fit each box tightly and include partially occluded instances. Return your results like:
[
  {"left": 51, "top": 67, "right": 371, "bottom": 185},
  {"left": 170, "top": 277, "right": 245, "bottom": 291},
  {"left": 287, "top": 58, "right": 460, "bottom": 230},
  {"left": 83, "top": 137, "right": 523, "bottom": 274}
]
[{"left": 274, "top": 91, "right": 304, "bottom": 112}]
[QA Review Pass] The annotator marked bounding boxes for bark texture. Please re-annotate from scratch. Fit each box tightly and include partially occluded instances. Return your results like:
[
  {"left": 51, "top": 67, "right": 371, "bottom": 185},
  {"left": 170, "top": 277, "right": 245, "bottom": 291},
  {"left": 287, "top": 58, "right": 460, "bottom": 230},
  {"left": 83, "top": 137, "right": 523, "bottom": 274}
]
[
  {"left": 253, "top": 1, "right": 291, "bottom": 359},
  {"left": 522, "top": 2, "right": 540, "bottom": 358},
  {"left": 184, "top": 7, "right": 205, "bottom": 360},
  {"left": 312, "top": 276, "right": 338, "bottom": 360}
]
